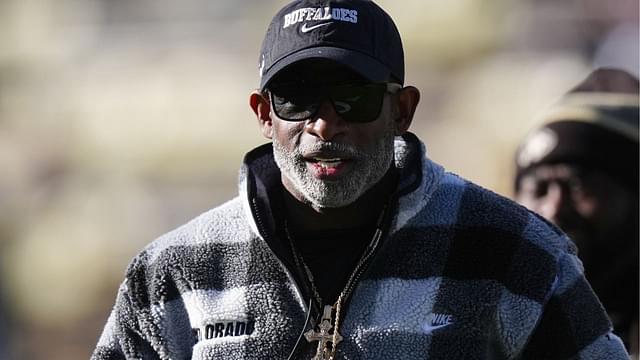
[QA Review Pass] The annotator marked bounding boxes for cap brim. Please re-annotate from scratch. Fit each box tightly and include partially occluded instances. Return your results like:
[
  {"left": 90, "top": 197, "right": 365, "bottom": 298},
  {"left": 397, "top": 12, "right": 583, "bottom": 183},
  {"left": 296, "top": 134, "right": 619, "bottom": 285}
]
[{"left": 260, "top": 46, "right": 392, "bottom": 90}]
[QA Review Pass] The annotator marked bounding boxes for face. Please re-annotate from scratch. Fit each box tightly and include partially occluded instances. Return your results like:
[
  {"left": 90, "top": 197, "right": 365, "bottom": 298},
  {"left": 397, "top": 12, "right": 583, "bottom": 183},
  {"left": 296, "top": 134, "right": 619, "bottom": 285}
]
[
  {"left": 516, "top": 163, "right": 635, "bottom": 261},
  {"left": 253, "top": 60, "right": 409, "bottom": 210},
  {"left": 272, "top": 100, "right": 396, "bottom": 209}
]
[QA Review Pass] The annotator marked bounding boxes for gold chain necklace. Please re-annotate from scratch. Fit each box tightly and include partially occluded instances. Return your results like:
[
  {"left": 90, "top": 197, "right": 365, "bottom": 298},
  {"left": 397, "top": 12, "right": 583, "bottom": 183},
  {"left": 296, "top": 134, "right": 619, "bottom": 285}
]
[{"left": 284, "top": 204, "right": 388, "bottom": 360}]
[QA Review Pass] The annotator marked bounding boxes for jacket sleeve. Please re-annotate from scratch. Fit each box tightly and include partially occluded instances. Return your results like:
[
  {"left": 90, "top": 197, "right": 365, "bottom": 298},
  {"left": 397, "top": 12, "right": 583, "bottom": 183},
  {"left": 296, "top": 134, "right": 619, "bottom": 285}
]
[
  {"left": 520, "top": 252, "right": 629, "bottom": 359},
  {"left": 92, "top": 257, "right": 162, "bottom": 360}
]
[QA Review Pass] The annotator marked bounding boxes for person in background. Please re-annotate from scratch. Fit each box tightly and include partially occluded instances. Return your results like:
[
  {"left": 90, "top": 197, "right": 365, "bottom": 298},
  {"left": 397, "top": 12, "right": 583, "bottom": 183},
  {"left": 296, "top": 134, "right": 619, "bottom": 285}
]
[
  {"left": 515, "top": 68, "right": 639, "bottom": 357},
  {"left": 93, "top": 1, "right": 629, "bottom": 359}
]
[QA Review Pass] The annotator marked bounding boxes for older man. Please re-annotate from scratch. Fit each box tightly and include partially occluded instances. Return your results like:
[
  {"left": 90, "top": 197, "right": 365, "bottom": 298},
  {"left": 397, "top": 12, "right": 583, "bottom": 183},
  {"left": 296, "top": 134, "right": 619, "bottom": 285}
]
[{"left": 93, "top": 1, "right": 628, "bottom": 359}]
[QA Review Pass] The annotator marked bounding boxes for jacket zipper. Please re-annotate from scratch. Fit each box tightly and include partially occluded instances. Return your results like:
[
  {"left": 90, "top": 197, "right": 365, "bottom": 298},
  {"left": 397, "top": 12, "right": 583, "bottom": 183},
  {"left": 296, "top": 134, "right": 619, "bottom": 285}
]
[
  {"left": 250, "top": 197, "right": 309, "bottom": 314},
  {"left": 337, "top": 198, "right": 393, "bottom": 315}
]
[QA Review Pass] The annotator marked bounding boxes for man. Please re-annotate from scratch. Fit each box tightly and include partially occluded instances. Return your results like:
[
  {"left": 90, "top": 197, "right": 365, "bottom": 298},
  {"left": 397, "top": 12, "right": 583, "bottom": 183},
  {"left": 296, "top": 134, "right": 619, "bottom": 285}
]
[
  {"left": 515, "top": 68, "right": 639, "bottom": 356},
  {"left": 93, "top": 1, "right": 628, "bottom": 359}
]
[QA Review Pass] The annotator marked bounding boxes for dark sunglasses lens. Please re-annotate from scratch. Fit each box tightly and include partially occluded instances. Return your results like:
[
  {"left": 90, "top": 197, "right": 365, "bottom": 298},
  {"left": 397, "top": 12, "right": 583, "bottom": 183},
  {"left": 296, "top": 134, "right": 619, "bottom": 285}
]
[
  {"left": 270, "top": 88, "right": 319, "bottom": 121},
  {"left": 269, "top": 83, "right": 387, "bottom": 122},
  {"left": 330, "top": 84, "right": 386, "bottom": 123}
]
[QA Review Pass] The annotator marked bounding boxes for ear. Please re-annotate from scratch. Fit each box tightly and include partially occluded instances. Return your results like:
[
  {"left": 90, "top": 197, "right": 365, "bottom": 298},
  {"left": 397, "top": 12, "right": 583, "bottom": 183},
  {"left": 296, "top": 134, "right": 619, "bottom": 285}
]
[
  {"left": 393, "top": 86, "right": 420, "bottom": 135},
  {"left": 249, "top": 90, "right": 273, "bottom": 139}
]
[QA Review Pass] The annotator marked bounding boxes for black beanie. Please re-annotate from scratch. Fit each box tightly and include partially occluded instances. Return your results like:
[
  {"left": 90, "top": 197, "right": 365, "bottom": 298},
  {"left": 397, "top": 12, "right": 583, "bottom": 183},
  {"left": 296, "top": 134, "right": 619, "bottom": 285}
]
[{"left": 515, "top": 68, "right": 639, "bottom": 192}]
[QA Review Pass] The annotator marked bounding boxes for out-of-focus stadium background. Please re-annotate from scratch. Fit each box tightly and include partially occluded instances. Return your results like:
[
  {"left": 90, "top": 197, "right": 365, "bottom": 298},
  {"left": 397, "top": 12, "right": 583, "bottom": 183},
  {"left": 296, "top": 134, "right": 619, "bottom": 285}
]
[{"left": 0, "top": 0, "right": 637, "bottom": 358}]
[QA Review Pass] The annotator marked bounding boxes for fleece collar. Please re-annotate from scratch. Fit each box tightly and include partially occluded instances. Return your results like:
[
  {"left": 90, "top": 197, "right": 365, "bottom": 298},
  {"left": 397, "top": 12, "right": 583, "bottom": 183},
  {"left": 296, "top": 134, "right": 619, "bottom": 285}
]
[{"left": 238, "top": 132, "right": 444, "bottom": 241}]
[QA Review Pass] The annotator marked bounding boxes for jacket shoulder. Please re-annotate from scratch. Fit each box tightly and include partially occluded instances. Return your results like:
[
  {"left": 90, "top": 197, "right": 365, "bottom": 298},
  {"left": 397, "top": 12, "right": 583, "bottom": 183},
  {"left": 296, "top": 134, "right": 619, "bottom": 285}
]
[
  {"left": 140, "top": 196, "right": 249, "bottom": 259},
  {"left": 438, "top": 172, "right": 575, "bottom": 258},
  {"left": 116, "top": 197, "right": 256, "bottom": 306}
]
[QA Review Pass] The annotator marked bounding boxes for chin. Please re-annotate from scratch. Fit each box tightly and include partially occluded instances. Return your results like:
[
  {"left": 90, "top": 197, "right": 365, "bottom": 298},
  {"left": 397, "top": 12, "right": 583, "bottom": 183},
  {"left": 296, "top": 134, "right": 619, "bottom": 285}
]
[{"left": 303, "top": 192, "right": 360, "bottom": 210}]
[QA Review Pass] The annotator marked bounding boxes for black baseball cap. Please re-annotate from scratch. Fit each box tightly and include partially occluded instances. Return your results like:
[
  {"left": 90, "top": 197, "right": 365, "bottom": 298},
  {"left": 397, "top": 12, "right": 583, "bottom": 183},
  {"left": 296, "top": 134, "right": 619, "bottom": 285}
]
[{"left": 258, "top": 0, "right": 405, "bottom": 90}]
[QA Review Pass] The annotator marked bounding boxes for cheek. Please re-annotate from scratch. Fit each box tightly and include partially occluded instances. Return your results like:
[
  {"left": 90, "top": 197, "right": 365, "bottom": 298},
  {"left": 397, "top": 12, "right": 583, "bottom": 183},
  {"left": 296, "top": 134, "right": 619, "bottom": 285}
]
[
  {"left": 272, "top": 120, "right": 304, "bottom": 147},
  {"left": 515, "top": 184, "right": 542, "bottom": 212},
  {"left": 578, "top": 189, "right": 632, "bottom": 229},
  {"left": 574, "top": 197, "right": 598, "bottom": 216},
  {"left": 576, "top": 174, "right": 634, "bottom": 226},
  {"left": 355, "top": 113, "right": 396, "bottom": 148}
]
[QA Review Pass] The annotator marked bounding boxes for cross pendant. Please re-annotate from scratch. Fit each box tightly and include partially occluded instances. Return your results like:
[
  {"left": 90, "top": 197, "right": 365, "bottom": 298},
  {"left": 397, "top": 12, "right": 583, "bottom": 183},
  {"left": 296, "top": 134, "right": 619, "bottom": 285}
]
[{"left": 304, "top": 305, "right": 343, "bottom": 360}]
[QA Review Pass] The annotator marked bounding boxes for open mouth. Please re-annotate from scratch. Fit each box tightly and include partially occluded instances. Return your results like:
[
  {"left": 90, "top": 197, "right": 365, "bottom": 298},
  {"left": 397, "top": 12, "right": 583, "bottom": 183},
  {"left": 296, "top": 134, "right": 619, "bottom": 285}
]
[
  {"left": 307, "top": 157, "right": 345, "bottom": 168},
  {"left": 304, "top": 156, "right": 352, "bottom": 179},
  {"left": 300, "top": 145, "right": 358, "bottom": 179}
]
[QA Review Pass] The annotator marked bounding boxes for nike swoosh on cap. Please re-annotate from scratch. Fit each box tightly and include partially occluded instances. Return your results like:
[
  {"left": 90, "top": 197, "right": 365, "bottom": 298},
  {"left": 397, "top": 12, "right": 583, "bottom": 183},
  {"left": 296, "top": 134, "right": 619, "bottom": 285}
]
[{"left": 301, "top": 22, "right": 332, "bottom": 33}]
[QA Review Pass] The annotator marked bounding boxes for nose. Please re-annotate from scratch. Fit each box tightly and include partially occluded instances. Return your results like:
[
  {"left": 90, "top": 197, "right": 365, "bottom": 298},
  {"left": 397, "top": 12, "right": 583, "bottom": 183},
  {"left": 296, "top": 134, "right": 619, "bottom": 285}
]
[
  {"left": 538, "top": 182, "right": 573, "bottom": 224},
  {"left": 305, "top": 100, "right": 347, "bottom": 141}
]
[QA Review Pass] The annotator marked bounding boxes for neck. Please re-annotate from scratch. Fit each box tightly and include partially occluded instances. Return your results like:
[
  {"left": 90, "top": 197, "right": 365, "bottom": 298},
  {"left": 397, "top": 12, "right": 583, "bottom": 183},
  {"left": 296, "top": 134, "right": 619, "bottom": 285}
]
[{"left": 283, "top": 167, "right": 397, "bottom": 232}]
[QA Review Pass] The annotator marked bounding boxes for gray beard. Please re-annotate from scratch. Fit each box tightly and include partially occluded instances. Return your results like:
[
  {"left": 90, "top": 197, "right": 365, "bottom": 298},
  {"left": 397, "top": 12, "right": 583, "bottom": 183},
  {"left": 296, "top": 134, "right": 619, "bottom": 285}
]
[{"left": 273, "top": 131, "right": 395, "bottom": 209}]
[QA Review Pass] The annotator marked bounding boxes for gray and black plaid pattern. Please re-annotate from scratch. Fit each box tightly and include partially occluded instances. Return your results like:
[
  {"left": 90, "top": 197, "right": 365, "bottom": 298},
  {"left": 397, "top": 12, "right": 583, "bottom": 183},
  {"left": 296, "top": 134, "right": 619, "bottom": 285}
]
[{"left": 93, "top": 133, "right": 628, "bottom": 359}]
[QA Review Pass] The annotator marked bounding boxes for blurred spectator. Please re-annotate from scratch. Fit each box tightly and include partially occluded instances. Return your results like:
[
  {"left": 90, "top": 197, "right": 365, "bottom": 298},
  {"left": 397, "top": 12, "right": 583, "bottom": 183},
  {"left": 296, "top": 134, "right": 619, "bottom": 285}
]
[{"left": 514, "top": 68, "right": 639, "bottom": 356}]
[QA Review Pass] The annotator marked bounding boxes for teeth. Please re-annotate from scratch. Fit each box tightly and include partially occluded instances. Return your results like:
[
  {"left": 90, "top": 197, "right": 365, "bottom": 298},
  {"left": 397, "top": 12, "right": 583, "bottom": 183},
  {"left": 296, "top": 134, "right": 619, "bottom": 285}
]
[
  {"left": 318, "top": 162, "right": 339, "bottom": 169},
  {"left": 313, "top": 158, "right": 342, "bottom": 169}
]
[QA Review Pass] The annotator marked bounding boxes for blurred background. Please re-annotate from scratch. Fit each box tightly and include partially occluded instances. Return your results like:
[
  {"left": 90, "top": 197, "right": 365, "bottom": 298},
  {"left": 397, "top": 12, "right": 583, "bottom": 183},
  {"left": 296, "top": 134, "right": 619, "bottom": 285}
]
[{"left": 0, "top": 0, "right": 637, "bottom": 358}]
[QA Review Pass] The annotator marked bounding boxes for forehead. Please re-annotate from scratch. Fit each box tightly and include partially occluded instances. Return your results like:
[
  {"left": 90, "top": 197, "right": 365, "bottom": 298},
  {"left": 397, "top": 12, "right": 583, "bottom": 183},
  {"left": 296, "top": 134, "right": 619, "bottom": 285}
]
[{"left": 269, "top": 59, "right": 366, "bottom": 87}]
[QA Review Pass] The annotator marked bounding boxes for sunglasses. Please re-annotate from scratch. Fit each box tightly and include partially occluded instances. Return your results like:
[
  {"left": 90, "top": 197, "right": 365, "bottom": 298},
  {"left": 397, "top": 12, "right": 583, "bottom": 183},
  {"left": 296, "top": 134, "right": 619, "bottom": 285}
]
[{"left": 267, "top": 82, "right": 403, "bottom": 123}]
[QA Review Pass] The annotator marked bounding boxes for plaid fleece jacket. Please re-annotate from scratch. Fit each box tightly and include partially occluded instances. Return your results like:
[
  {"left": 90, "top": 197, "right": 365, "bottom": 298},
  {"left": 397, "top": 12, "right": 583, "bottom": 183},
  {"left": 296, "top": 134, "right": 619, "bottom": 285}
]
[{"left": 92, "top": 133, "right": 628, "bottom": 359}]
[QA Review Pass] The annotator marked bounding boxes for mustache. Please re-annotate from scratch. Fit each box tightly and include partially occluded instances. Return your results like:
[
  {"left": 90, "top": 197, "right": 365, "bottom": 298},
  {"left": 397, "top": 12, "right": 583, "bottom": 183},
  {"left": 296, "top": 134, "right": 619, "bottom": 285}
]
[{"left": 296, "top": 141, "right": 361, "bottom": 158}]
